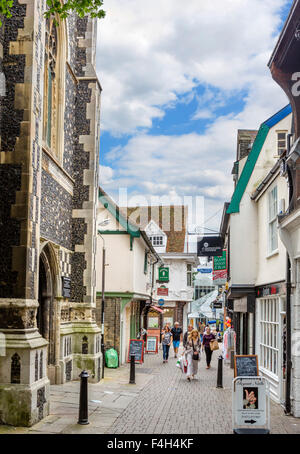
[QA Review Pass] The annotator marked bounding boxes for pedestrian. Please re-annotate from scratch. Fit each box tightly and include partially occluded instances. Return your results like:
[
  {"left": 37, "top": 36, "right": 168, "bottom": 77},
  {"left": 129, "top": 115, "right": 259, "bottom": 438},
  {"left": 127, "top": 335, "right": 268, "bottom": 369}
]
[
  {"left": 202, "top": 326, "right": 216, "bottom": 369},
  {"left": 171, "top": 321, "right": 182, "bottom": 358},
  {"left": 184, "top": 329, "right": 201, "bottom": 381},
  {"left": 162, "top": 325, "right": 172, "bottom": 363},
  {"left": 183, "top": 324, "right": 193, "bottom": 348},
  {"left": 199, "top": 322, "right": 205, "bottom": 343}
]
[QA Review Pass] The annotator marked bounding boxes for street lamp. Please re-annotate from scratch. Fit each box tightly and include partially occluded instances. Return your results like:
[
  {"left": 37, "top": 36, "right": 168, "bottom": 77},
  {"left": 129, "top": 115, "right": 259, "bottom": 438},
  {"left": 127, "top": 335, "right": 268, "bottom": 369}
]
[{"left": 97, "top": 218, "right": 110, "bottom": 378}]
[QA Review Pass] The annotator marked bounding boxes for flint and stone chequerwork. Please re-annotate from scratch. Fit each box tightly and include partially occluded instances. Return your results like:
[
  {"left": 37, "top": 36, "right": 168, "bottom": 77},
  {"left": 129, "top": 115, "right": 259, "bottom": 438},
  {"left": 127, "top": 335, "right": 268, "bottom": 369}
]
[{"left": 0, "top": 0, "right": 101, "bottom": 426}]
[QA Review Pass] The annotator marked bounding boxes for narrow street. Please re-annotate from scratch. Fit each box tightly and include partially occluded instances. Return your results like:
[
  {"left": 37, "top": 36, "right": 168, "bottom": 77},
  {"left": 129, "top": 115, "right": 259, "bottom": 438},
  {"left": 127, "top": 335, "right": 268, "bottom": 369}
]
[{"left": 1, "top": 345, "right": 300, "bottom": 435}]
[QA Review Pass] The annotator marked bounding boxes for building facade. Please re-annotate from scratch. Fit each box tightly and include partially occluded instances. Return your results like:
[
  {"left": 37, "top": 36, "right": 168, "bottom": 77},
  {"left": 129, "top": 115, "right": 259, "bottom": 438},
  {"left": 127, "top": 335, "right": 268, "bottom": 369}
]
[
  {"left": 268, "top": 0, "right": 300, "bottom": 416},
  {"left": 225, "top": 107, "right": 292, "bottom": 404},
  {"left": 0, "top": 2, "right": 101, "bottom": 426},
  {"left": 96, "top": 189, "right": 162, "bottom": 365}
]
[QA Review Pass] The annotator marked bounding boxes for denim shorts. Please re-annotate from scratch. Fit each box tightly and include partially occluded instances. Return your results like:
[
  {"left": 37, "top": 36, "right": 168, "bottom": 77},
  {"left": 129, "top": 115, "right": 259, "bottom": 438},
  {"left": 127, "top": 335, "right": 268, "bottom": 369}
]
[{"left": 173, "top": 340, "right": 180, "bottom": 348}]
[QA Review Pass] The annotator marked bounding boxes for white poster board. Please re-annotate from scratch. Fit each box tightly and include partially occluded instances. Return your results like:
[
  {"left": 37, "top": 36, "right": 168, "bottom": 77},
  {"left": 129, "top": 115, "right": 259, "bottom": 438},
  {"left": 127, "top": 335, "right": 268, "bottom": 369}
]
[{"left": 232, "top": 376, "right": 270, "bottom": 433}]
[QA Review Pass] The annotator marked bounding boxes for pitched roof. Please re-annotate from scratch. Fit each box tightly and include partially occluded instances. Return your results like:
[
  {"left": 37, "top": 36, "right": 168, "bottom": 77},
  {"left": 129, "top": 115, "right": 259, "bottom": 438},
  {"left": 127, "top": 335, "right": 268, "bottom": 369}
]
[
  {"left": 126, "top": 205, "right": 188, "bottom": 253},
  {"left": 227, "top": 104, "right": 292, "bottom": 214}
]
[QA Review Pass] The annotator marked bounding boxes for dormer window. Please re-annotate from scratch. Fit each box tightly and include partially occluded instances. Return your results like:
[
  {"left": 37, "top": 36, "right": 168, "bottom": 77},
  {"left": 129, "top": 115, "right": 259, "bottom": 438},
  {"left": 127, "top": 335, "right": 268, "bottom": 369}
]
[
  {"left": 277, "top": 131, "right": 287, "bottom": 155},
  {"left": 150, "top": 235, "right": 164, "bottom": 247}
]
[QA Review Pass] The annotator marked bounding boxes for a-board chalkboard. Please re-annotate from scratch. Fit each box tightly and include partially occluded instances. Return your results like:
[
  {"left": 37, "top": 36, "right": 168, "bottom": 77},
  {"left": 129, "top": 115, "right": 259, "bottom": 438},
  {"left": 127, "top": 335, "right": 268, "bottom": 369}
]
[
  {"left": 234, "top": 355, "right": 259, "bottom": 378},
  {"left": 127, "top": 339, "right": 144, "bottom": 363},
  {"left": 146, "top": 336, "right": 158, "bottom": 353}
]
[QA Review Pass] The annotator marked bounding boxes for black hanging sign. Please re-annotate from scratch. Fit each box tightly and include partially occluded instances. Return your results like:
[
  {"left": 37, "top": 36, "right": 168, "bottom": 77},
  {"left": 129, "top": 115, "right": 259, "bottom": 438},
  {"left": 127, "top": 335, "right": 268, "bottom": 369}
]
[{"left": 197, "top": 236, "right": 223, "bottom": 257}]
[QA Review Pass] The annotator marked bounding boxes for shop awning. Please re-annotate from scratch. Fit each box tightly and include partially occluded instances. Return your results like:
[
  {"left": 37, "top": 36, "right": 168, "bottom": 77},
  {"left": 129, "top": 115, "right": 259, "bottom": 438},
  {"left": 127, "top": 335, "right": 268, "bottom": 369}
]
[{"left": 151, "top": 306, "right": 164, "bottom": 314}]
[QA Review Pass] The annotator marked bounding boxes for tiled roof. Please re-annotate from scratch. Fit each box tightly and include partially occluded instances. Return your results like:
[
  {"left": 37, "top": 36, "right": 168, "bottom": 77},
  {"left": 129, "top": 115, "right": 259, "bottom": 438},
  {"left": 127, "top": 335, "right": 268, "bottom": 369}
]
[{"left": 126, "top": 205, "right": 188, "bottom": 253}]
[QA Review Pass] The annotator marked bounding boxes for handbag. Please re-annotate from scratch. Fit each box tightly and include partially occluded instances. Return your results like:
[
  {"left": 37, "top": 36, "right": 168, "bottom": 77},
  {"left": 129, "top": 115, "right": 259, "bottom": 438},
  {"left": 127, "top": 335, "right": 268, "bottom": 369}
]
[
  {"left": 210, "top": 338, "right": 219, "bottom": 351},
  {"left": 192, "top": 339, "right": 200, "bottom": 360}
]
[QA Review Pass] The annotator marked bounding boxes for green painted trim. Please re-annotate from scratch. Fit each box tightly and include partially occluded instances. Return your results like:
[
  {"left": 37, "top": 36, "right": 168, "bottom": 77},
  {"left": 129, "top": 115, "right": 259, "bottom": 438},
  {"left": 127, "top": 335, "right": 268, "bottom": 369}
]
[
  {"left": 98, "top": 188, "right": 140, "bottom": 237},
  {"left": 227, "top": 124, "right": 269, "bottom": 214},
  {"left": 98, "top": 230, "right": 128, "bottom": 235},
  {"left": 97, "top": 291, "right": 133, "bottom": 299}
]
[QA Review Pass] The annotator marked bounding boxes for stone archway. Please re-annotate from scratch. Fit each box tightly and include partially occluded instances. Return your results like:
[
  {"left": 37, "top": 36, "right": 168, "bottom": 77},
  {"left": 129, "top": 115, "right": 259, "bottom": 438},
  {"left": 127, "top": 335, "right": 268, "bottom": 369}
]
[{"left": 37, "top": 243, "right": 60, "bottom": 382}]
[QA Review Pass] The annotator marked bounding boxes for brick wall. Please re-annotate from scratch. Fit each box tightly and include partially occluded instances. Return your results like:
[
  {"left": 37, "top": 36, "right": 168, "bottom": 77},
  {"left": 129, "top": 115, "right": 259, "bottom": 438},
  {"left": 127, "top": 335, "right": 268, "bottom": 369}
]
[{"left": 96, "top": 297, "right": 121, "bottom": 357}]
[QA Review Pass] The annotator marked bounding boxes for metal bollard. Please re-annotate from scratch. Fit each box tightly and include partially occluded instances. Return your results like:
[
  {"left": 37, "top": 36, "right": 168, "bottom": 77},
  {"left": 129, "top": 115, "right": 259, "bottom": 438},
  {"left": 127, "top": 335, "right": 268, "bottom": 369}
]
[
  {"left": 216, "top": 355, "right": 223, "bottom": 388},
  {"left": 78, "top": 370, "right": 90, "bottom": 425},
  {"left": 129, "top": 354, "right": 136, "bottom": 384}
]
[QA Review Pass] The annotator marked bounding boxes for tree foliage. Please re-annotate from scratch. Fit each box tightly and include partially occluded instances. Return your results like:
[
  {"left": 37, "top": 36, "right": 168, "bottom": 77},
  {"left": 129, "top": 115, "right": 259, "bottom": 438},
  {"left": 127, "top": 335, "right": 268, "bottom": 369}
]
[{"left": 0, "top": 0, "right": 105, "bottom": 26}]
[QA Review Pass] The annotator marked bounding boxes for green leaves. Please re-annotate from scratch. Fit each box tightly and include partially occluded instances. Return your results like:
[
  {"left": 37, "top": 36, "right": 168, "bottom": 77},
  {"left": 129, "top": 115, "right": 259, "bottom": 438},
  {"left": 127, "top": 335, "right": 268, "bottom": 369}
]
[
  {"left": 44, "top": 0, "right": 106, "bottom": 21},
  {"left": 0, "top": 0, "right": 106, "bottom": 27}
]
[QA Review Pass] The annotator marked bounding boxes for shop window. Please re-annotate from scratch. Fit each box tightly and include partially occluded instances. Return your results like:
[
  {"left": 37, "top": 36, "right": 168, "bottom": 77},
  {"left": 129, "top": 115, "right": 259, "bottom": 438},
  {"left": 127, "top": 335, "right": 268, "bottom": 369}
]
[
  {"left": 268, "top": 186, "right": 278, "bottom": 253},
  {"left": 259, "top": 298, "right": 279, "bottom": 376}
]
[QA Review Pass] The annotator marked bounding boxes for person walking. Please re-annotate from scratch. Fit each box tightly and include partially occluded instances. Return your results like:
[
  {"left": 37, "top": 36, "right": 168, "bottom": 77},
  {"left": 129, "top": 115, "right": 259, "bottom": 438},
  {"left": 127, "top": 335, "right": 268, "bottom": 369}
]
[
  {"left": 162, "top": 325, "right": 172, "bottom": 363},
  {"left": 202, "top": 326, "right": 216, "bottom": 369},
  {"left": 184, "top": 329, "right": 201, "bottom": 381},
  {"left": 171, "top": 321, "right": 182, "bottom": 358},
  {"left": 183, "top": 324, "right": 193, "bottom": 348},
  {"left": 199, "top": 322, "right": 205, "bottom": 343}
]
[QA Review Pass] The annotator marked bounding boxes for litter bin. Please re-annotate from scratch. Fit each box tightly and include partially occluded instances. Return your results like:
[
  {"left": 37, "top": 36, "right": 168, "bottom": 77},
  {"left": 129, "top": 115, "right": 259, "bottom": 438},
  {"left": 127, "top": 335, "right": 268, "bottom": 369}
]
[{"left": 105, "top": 348, "right": 119, "bottom": 368}]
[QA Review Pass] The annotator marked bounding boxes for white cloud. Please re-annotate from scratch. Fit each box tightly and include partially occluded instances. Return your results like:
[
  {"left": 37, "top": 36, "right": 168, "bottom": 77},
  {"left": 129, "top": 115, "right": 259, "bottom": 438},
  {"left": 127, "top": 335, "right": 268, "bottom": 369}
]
[
  {"left": 97, "top": 0, "right": 289, "bottom": 135},
  {"left": 96, "top": 0, "right": 291, "bottom": 229}
]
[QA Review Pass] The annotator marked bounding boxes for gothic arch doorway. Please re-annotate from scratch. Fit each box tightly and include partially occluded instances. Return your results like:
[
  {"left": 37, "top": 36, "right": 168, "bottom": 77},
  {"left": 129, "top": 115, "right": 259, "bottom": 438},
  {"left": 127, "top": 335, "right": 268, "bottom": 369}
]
[{"left": 37, "top": 243, "right": 58, "bottom": 370}]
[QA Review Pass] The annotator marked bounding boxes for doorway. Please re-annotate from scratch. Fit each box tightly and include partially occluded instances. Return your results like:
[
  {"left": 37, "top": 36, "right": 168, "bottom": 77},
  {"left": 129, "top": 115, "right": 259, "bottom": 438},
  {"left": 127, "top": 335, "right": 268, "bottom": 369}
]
[{"left": 37, "top": 246, "right": 56, "bottom": 368}]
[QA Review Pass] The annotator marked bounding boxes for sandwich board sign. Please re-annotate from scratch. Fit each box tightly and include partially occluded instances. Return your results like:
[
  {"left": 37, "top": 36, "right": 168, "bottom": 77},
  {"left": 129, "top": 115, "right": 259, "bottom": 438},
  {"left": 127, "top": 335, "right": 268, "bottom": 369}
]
[{"left": 232, "top": 376, "right": 270, "bottom": 434}]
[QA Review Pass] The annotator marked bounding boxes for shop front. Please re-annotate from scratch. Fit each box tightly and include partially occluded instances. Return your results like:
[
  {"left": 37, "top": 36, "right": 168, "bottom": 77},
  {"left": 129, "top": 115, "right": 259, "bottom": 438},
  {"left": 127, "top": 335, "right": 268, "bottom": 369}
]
[{"left": 255, "top": 282, "right": 286, "bottom": 404}]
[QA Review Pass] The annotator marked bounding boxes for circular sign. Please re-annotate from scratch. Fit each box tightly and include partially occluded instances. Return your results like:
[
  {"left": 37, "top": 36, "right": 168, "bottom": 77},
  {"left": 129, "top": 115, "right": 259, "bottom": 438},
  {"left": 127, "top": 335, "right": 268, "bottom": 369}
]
[{"left": 158, "top": 299, "right": 165, "bottom": 306}]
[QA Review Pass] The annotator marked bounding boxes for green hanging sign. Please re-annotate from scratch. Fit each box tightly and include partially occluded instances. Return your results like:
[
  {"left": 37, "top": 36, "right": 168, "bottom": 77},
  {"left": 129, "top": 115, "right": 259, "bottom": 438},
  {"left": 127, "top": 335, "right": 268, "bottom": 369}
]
[{"left": 158, "top": 267, "right": 169, "bottom": 282}]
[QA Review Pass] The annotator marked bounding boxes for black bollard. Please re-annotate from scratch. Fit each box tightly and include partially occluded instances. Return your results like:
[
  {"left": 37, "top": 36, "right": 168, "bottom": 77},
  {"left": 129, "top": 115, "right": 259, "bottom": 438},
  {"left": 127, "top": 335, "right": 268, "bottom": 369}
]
[
  {"left": 216, "top": 355, "right": 223, "bottom": 389},
  {"left": 78, "top": 370, "right": 90, "bottom": 425},
  {"left": 129, "top": 354, "right": 136, "bottom": 384}
]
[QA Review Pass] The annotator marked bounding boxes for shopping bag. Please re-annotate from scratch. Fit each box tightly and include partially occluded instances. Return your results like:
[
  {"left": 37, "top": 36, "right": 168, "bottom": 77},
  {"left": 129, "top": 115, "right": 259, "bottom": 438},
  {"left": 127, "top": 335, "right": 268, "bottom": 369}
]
[
  {"left": 210, "top": 339, "right": 219, "bottom": 351},
  {"left": 179, "top": 355, "right": 188, "bottom": 374}
]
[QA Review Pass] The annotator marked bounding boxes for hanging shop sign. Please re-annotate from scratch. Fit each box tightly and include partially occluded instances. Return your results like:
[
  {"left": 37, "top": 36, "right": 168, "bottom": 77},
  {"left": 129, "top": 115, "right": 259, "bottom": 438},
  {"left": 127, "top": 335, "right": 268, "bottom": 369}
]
[
  {"left": 197, "top": 268, "right": 213, "bottom": 273},
  {"left": 158, "top": 299, "right": 165, "bottom": 306},
  {"left": 127, "top": 339, "right": 144, "bottom": 364},
  {"left": 146, "top": 336, "right": 158, "bottom": 354},
  {"left": 158, "top": 267, "right": 169, "bottom": 282},
  {"left": 197, "top": 236, "right": 223, "bottom": 257},
  {"left": 157, "top": 286, "right": 168, "bottom": 296},
  {"left": 62, "top": 277, "right": 71, "bottom": 298},
  {"left": 213, "top": 250, "right": 227, "bottom": 285}
]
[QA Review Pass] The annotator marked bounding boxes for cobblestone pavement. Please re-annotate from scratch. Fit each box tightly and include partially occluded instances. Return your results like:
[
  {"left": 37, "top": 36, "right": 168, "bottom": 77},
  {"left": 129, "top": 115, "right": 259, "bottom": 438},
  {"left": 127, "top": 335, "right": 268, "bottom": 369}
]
[
  {"left": 108, "top": 345, "right": 300, "bottom": 435},
  {"left": 1, "top": 344, "right": 300, "bottom": 434}
]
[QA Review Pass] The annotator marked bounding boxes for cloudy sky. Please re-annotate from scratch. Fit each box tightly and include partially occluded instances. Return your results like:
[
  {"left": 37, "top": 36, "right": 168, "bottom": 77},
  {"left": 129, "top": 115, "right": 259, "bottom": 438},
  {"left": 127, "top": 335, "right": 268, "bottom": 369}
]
[{"left": 96, "top": 0, "right": 293, "bottom": 234}]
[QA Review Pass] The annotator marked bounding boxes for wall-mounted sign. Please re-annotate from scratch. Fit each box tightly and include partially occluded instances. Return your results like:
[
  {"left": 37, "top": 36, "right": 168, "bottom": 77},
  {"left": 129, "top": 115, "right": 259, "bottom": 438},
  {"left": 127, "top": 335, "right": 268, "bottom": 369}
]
[
  {"left": 197, "top": 236, "right": 223, "bottom": 257},
  {"left": 157, "top": 287, "right": 168, "bottom": 296},
  {"left": 234, "top": 297, "right": 247, "bottom": 313},
  {"left": 197, "top": 268, "right": 213, "bottom": 273},
  {"left": 213, "top": 250, "right": 227, "bottom": 285},
  {"left": 256, "top": 283, "right": 285, "bottom": 298},
  {"left": 158, "top": 299, "right": 165, "bottom": 306},
  {"left": 158, "top": 267, "right": 169, "bottom": 282},
  {"left": 213, "top": 300, "right": 223, "bottom": 309},
  {"left": 62, "top": 277, "right": 71, "bottom": 298}
]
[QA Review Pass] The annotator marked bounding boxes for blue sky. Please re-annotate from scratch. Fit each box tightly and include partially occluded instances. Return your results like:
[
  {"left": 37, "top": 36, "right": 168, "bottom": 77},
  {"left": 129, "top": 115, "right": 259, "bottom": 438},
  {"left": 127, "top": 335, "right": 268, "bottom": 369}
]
[{"left": 96, "top": 0, "right": 293, "bottom": 233}]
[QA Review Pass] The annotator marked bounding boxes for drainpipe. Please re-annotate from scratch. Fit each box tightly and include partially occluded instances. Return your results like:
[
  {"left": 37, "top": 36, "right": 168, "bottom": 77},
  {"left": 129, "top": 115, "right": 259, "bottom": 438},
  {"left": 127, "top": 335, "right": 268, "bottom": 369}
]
[
  {"left": 285, "top": 254, "right": 292, "bottom": 415},
  {"left": 285, "top": 134, "right": 293, "bottom": 414}
]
